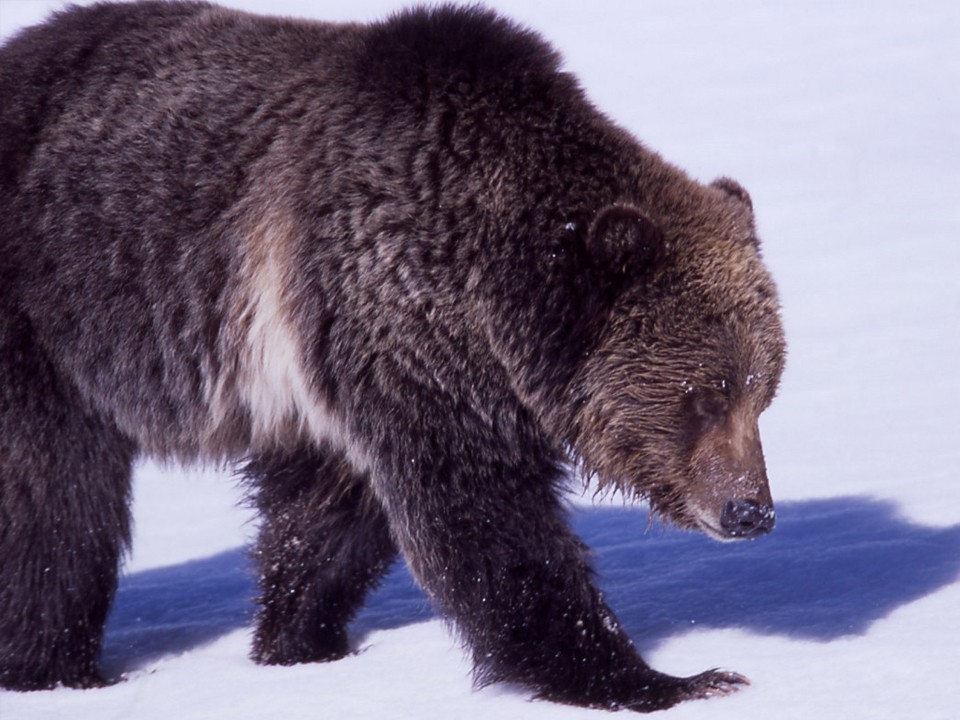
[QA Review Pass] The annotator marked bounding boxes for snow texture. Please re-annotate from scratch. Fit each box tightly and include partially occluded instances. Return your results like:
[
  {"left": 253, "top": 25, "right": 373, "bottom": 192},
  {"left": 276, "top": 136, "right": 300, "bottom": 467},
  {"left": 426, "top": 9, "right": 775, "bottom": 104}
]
[{"left": 1, "top": 1, "right": 958, "bottom": 718}]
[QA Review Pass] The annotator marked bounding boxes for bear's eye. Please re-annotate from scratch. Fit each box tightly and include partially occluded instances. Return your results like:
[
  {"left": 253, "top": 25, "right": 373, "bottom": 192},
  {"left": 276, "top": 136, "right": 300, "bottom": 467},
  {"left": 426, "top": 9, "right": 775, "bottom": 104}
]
[{"left": 683, "top": 388, "right": 729, "bottom": 439}]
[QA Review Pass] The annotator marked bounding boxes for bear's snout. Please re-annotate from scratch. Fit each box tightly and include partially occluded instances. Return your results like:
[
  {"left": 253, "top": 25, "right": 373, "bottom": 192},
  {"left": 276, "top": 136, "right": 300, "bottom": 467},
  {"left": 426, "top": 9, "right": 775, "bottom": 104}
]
[{"left": 719, "top": 498, "right": 776, "bottom": 539}]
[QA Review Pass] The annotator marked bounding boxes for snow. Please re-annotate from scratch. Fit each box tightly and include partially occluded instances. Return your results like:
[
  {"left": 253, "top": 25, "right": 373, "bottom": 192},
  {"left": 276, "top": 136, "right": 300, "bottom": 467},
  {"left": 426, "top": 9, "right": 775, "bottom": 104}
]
[{"left": 2, "top": 1, "right": 959, "bottom": 718}]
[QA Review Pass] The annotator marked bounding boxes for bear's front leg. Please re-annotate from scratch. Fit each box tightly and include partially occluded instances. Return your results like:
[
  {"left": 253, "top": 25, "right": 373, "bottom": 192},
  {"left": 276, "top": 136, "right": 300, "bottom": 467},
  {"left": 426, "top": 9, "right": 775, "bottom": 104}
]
[
  {"left": 246, "top": 446, "right": 397, "bottom": 665},
  {"left": 364, "top": 405, "right": 746, "bottom": 712}
]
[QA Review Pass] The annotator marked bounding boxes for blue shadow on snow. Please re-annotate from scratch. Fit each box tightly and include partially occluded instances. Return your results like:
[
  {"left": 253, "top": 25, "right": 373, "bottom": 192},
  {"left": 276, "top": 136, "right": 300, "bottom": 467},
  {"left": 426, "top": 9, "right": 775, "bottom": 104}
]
[
  {"left": 582, "top": 496, "right": 960, "bottom": 652},
  {"left": 102, "top": 495, "right": 960, "bottom": 673}
]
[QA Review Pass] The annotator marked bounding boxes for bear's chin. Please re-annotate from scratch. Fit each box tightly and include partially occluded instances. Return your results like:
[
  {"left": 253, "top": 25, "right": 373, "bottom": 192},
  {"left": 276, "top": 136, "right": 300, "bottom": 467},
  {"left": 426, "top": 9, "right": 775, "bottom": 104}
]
[
  {"left": 691, "top": 514, "right": 743, "bottom": 543},
  {"left": 649, "top": 501, "right": 738, "bottom": 543}
]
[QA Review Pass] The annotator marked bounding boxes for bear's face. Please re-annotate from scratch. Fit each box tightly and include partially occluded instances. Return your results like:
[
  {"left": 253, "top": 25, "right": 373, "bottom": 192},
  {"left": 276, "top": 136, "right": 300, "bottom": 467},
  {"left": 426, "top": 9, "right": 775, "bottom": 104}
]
[{"left": 568, "top": 182, "right": 785, "bottom": 541}]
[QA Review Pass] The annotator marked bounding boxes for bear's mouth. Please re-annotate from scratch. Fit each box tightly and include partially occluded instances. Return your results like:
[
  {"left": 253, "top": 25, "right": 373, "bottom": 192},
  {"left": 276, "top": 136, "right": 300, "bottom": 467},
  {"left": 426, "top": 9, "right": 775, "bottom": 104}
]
[
  {"left": 688, "top": 499, "right": 776, "bottom": 542},
  {"left": 692, "top": 514, "right": 738, "bottom": 542}
]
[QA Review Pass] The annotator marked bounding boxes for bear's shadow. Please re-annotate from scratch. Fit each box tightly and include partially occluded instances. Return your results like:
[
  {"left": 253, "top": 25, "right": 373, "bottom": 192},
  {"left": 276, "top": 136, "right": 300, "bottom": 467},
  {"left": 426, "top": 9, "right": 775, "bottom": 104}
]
[{"left": 101, "top": 496, "right": 960, "bottom": 674}]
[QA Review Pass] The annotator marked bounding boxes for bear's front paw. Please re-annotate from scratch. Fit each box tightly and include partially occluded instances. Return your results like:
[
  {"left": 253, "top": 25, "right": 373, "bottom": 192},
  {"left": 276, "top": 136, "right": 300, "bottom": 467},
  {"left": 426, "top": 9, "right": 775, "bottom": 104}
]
[
  {"left": 623, "top": 668, "right": 749, "bottom": 713},
  {"left": 251, "top": 623, "right": 351, "bottom": 666},
  {"left": 673, "top": 668, "right": 749, "bottom": 701}
]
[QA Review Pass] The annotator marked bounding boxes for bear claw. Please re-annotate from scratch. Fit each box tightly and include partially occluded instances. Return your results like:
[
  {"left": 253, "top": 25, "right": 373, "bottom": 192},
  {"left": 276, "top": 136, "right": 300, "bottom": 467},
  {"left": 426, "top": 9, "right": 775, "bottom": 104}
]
[
  {"left": 620, "top": 669, "right": 749, "bottom": 713},
  {"left": 680, "top": 668, "right": 750, "bottom": 699}
]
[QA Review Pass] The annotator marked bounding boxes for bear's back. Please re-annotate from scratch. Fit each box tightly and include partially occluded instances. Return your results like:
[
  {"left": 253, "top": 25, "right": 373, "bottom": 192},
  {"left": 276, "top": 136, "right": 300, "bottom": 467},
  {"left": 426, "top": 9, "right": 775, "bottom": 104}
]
[{"left": 0, "top": 2, "right": 622, "bottom": 463}]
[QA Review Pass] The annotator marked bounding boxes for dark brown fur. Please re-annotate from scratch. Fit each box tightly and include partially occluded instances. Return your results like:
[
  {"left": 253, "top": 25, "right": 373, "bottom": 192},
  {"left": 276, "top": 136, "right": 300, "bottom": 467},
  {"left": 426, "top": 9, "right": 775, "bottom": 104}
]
[{"left": 0, "top": 2, "right": 784, "bottom": 711}]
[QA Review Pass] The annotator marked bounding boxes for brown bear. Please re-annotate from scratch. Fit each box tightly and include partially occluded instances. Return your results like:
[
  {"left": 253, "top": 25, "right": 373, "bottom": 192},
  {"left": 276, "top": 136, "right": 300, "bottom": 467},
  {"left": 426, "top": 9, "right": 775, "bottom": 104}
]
[{"left": 0, "top": 2, "right": 785, "bottom": 712}]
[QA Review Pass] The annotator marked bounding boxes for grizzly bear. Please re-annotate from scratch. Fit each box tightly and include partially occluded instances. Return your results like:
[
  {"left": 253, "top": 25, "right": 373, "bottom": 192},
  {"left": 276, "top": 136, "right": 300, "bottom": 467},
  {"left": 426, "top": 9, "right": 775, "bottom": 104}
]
[{"left": 0, "top": 1, "right": 785, "bottom": 712}]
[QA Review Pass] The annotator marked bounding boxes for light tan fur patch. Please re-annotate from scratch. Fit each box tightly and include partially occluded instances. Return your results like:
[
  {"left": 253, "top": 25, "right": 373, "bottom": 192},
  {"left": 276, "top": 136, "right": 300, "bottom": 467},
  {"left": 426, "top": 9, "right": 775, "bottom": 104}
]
[{"left": 204, "top": 207, "right": 353, "bottom": 461}]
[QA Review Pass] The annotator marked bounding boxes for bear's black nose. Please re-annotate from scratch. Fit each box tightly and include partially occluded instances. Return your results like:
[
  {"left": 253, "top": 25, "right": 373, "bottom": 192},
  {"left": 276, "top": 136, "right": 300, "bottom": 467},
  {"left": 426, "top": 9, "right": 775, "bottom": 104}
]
[{"left": 720, "top": 499, "right": 776, "bottom": 539}]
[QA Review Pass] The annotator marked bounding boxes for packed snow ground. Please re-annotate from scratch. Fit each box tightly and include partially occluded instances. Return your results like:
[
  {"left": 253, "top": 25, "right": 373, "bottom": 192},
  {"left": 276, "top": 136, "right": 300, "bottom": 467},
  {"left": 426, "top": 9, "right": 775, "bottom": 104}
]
[{"left": 2, "top": 1, "right": 958, "bottom": 719}]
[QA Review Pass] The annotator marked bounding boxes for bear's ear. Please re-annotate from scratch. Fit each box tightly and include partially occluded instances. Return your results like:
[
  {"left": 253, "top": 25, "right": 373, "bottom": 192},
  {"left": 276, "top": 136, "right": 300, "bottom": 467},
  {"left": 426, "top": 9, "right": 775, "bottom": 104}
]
[
  {"left": 711, "top": 177, "right": 753, "bottom": 212},
  {"left": 587, "top": 204, "right": 663, "bottom": 279}
]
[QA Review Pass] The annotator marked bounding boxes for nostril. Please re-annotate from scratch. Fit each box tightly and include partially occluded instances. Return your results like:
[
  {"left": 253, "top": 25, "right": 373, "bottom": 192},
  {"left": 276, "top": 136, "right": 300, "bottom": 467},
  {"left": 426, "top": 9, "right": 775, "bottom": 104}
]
[{"left": 720, "top": 499, "right": 776, "bottom": 538}]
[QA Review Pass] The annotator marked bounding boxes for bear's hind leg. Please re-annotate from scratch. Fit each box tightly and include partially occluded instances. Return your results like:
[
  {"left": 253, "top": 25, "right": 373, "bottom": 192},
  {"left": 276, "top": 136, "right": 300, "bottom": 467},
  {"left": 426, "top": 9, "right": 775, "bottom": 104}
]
[
  {"left": 0, "top": 311, "right": 135, "bottom": 690},
  {"left": 245, "top": 447, "right": 397, "bottom": 665}
]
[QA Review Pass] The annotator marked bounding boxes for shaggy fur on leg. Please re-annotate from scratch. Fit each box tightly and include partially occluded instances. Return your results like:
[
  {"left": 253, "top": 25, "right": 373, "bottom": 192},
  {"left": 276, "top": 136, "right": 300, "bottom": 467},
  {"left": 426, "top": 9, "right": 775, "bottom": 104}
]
[{"left": 246, "top": 447, "right": 396, "bottom": 664}]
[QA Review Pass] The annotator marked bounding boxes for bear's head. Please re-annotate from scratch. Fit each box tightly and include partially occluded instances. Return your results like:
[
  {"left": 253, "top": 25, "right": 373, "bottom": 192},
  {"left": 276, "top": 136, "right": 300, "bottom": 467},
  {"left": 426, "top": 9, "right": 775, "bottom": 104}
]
[{"left": 567, "top": 177, "right": 785, "bottom": 541}]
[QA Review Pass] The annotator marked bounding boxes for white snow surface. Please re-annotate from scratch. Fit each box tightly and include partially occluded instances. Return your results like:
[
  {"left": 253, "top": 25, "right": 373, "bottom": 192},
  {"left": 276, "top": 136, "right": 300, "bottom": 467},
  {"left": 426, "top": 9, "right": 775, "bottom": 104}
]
[{"left": 2, "top": 1, "right": 959, "bottom": 718}]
